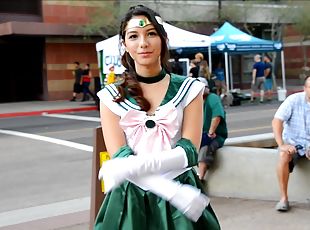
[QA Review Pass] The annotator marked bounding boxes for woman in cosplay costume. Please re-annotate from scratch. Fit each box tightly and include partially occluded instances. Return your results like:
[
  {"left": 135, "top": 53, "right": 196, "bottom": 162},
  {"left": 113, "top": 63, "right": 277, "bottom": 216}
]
[{"left": 95, "top": 5, "right": 220, "bottom": 230}]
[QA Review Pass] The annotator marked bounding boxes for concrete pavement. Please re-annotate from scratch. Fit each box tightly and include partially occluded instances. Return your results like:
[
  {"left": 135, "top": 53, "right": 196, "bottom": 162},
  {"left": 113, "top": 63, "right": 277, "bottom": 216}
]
[{"left": 2, "top": 197, "right": 309, "bottom": 230}]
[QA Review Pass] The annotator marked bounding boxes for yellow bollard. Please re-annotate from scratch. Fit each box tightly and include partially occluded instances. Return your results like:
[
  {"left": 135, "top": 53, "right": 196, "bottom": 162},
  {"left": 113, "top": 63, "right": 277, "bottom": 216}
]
[
  {"left": 99, "top": 151, "right": 110, "bottom": 192},
  {"left": 90, "top": 127, "right": 106, "bottom": 230}
]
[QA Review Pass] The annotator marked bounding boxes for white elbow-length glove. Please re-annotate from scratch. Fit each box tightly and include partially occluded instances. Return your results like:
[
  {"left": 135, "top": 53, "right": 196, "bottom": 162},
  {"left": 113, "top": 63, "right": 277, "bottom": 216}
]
[
  {"left": 128, "top": 174, "right": 210, "bottom": 222},
  {"left": 98, "top": 146, "right": 188, "bottom": 192}
]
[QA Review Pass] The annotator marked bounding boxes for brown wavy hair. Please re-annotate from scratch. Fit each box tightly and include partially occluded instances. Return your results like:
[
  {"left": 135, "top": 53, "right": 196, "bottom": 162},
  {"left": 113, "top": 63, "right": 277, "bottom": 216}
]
[
  {"left": 199, "top": 60, "right": 211, "bottom": 80},
  {"left": 115, "top": 5, "right": 170, "bottom": 111}
]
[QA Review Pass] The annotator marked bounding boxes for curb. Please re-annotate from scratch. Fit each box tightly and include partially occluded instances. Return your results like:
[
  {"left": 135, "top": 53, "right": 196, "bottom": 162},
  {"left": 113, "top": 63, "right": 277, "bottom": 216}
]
[{"left": 0, "top": 106, "right": 98, "bottom": 119}]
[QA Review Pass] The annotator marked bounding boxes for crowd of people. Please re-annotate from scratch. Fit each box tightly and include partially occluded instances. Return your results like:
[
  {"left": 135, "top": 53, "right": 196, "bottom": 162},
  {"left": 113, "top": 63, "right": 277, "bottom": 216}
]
[
  {"left": 71, "top": 42, "right": 274, "bottom": 109},
  {"left": 67, "top": 5, "right": 309, "bottom": 229},
  {"left": 186, "top": 52, "right": 275, "bottom": 105}
]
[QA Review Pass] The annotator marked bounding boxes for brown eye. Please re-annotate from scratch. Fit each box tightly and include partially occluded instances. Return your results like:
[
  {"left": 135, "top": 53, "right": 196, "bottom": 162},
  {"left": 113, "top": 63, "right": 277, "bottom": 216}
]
[
  {"left": 148, "top": 31, "right": 158, "bottom": 37},
  {"left": 128, "top": 34, "right": 138, "bottom": 39}
]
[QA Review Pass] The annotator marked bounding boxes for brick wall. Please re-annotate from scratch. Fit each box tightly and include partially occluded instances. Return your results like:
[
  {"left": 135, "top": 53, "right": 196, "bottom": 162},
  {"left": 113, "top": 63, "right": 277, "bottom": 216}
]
[
  {"left": 283, "top": 25, "right": 310, "bottom": 79},
  {"left": 45, "top": 39, "right": 100, "bottom": 100},
  {"left": 42, "top": 4, "right": 90, "bottom": 24},
  {"left": 41, "top": 1, "right": 103, "bottom": 100}
]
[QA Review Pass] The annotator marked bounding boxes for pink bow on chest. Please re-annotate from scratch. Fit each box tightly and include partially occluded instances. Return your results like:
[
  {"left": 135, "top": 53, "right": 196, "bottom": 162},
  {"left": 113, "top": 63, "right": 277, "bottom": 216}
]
[{"left": 119, "top": 104, "right": 179, "bottom": 155}]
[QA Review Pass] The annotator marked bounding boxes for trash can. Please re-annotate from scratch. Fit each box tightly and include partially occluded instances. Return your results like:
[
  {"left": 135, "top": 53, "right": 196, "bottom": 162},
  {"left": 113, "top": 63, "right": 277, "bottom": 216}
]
[{"left": 277, "top": 88, "right": 287, "bottom": 101}]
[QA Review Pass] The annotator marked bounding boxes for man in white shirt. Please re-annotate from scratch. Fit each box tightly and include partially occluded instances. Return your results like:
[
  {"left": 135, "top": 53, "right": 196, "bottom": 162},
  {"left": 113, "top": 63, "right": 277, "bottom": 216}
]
[{"left": 272, "top": 76, "right": 310, "bottom": 211}]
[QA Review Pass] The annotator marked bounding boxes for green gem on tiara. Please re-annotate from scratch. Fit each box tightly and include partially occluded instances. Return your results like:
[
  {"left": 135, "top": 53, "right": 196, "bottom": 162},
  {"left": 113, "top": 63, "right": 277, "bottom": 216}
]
[
  {"left": 139, "top": 19, "right": 146, "bottom": 27},
  {"left": 126, "top": 18, "right": 152, "bottom": 30}
]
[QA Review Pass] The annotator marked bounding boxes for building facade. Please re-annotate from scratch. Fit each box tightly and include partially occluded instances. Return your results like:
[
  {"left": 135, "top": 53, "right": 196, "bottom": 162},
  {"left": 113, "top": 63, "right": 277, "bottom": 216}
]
[
  {"left": 0, "top": 0, "right": 102, "bottom": 102},
  {"left": 0, "top": 0, "right": 307, "bottom": 102}
]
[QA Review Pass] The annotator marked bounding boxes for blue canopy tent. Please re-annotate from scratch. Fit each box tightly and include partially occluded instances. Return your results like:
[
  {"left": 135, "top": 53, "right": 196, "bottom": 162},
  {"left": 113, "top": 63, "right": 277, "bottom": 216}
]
[{"left": 210, "top": 22, "right": 284, "bottom": 92}]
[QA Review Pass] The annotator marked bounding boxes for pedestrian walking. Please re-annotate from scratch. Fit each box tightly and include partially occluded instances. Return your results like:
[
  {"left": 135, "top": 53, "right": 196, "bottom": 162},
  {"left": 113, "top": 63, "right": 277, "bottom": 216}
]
[
  {"left": 264, "top": 54, "right": 273, "bottom": 101},
  {"left": 81, "top": 64, "right": 96, "bottom": 102},
  {"left": 250, "top": 54, "right": 265, "bottom": 103},
  {"left": 70, "top": 61, "right": 83, "bottom": 101}
]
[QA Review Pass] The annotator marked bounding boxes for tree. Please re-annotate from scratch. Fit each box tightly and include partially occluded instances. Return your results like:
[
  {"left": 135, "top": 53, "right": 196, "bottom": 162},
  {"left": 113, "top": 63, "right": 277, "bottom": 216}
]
[
  {"left": 78, "top": 1, "right": 124, "bottom": 39},
  {"left": 291, "top": 1, "right": 310, "bottom": 70},
  {"left": 219, "top": 0, "right": 259, "bottom": 35},
  {"left": 218, "top": 0, "right": 293, "bottom": 89}
]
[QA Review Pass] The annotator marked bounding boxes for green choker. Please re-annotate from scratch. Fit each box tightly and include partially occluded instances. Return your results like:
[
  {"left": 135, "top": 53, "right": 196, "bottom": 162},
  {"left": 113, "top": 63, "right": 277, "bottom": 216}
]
[{"left": 136, "top": 69, "right": 166, "bottom": 84}]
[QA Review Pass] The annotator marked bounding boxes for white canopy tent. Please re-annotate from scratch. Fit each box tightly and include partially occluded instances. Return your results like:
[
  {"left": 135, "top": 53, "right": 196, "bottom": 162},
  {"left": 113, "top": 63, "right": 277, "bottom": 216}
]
[{"left": 96, "top": 22, "right": 212, "bottom": 80}]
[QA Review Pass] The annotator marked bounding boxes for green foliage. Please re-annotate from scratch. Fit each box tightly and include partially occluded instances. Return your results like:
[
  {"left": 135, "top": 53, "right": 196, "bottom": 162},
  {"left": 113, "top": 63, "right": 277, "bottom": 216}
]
[
  {"left": 289, "top": 1, "right": 310, "bottom": 67},
  {"left": 218, "top": 2, "right": 256, "bottom": 35},
  {"left": 219, "top": 4, "right": 243, "bottom": 24},
  {"left": 292, "top": 2, "right": 310, "bottom": 39},
  {"left": 172, "top": 21, "right": 200, "bottom": 33},
  {"left": 78, "top": 1, "right": 125, "bottom": 39}
]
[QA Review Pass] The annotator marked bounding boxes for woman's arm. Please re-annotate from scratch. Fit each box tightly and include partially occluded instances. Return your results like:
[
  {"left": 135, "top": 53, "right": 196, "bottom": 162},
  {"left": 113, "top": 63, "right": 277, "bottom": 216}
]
[
  {"left": 181, "top": 91, "right": 204, "bottom": 150},
  {"left": 100, "top": 102, "right": 126, "bottom": 157}
]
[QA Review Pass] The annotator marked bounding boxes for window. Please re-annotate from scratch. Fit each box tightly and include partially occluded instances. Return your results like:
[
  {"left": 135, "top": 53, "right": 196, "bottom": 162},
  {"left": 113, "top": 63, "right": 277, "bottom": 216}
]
[{"left": 0, "top": 0, "right": 41, "bottom": 15}]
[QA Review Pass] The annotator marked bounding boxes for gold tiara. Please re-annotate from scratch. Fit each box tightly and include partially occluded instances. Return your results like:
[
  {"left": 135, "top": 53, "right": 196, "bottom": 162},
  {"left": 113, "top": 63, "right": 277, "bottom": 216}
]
[
  {"left": 126, "top": 18, "right": 152, "bottom": 30},
  {"left": 126, "top": 16, "right": 163, "bottom": 30}
]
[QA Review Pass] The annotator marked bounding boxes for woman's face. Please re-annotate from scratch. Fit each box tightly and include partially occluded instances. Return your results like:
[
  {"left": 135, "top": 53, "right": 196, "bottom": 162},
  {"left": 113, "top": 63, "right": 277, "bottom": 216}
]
[{"left": 123, "top": 16, "right": 162, "bottom": 71}]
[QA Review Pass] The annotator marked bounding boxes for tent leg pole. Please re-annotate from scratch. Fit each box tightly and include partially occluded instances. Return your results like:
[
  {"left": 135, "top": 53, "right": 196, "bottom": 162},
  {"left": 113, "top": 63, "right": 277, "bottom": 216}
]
[
  {"left": 208, "top": 45, "right": 212, "bottom": 73},
  {"left": 98, "top": 51, "right": 104, "bottom": 88},
  {"left": 229, "top": 55, "right": 233, "bottom": 90},
  {"left": 281, "top": 50, "right": 286, "bottom": 90},
  {"left": 225, "top": 52, "right": 229, "bottom": 92}
]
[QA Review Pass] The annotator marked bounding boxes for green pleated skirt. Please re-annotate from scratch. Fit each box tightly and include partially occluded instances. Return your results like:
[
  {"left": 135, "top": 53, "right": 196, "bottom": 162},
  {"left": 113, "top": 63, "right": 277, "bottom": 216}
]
[{"left": 94, "top": 169, "right": 221, "bottom": 230}]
